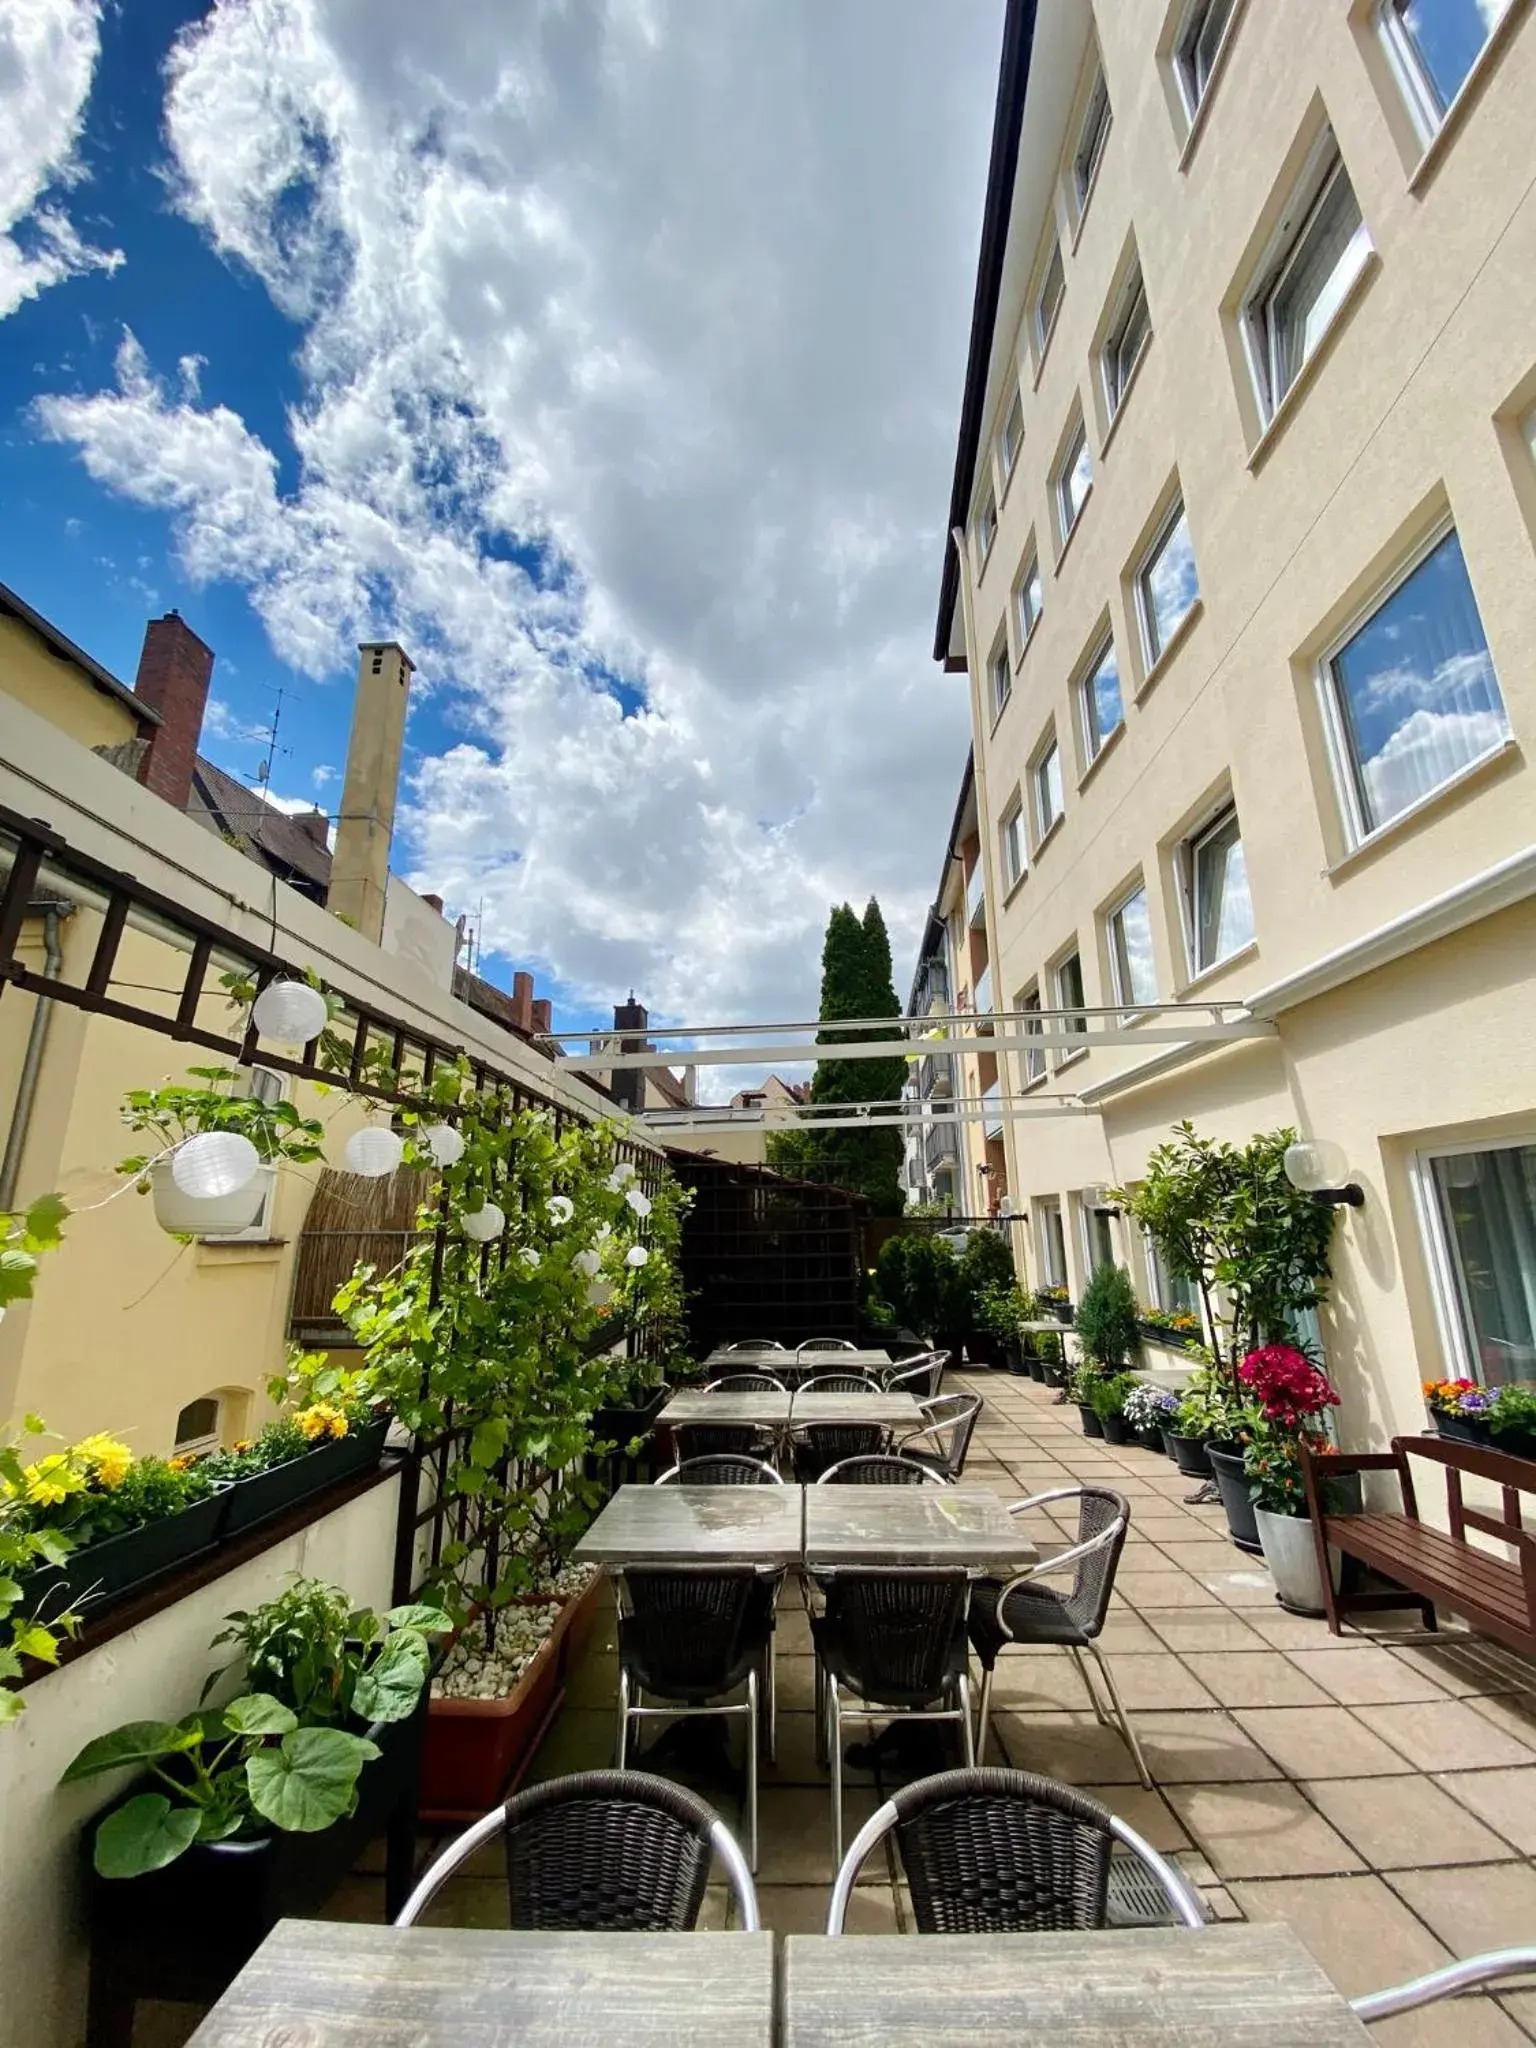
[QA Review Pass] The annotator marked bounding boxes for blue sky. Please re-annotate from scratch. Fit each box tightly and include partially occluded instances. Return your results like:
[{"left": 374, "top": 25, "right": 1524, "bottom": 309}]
[{"left": 1, "top": 0, "right": 999, "bottom": 1071}]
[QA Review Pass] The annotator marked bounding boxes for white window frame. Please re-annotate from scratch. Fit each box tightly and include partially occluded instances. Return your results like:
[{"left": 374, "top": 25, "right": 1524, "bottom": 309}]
[
  {"left": 1135, "top": 496, "right": 1198, "bottom": 671},
  {"left": 1180, "top": 802, "right": 1252, "bottom": 976},
  {"left": 1031, "top": 736, "right": 1065, "bottom": 843},
  {"left": 999, "top": 798, "right": 1027, "bottom": 891},
  {"left": 1375, "top": 0, "right": 1513, "bottom": 147},
  {"left": 1034, "top": 238, "right": 1066, "bottom": 356},
  {"left": 975, "top": 485, "right": 998, "bottom": 565},
  {"left": 1105, "top": 880, "right": 1157, "bottom": 1016},
  {"left": 1101, "top": 266, "right": 1150, "bottom": 419},
  {"left": 200, "top": 1067, "right": 283, "bottom": 1243},
  {"left": 1174, "top": 0, "right": 1240, "bottom": 123},
  {"left": 1054, "top": 415, "right": 1091, "bottom": 546},
  {"left": 1036, "top": 1197, "right": 1068, "bottom": 1289},
  {"left": 1240, "top": 141, "right": 1371, "bottom": 426},
  {"left": 1142, "top": 1221, "right": 1204, "bottom": 1325},
  {"left": 1079, "top": 1193, "right": 1116, "bottom": 1276},
  {"left": 1073, "top": 67, "right": 1112, "bottom": 211},
  {"left": 1015, "top": 545, "right": 1043, "bottom": 650},
  {"left": 1077, "top": 630, "right": 1123, "bottom": 766},
  {"left": 1052, "top": 949, "right": 1087, "bottom": 1068},
  {"left": 988, "top": 635, "right": 1012, "bottom": 720},
  {"left": 998, "top": 386, "right": 1025, "bottom": 480},
  {"left": 1314, "top": 513, "right": 1507, "bottom": 853},
  {"left": 1410, "top": 1132, "right": 1536, "bottom": 1385},
  {"left": 1017, "top": 982, "right": 1047, "bottom": 1085}
]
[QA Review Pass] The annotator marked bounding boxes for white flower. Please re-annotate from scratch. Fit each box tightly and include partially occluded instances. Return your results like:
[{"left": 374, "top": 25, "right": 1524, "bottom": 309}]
[
  {"left": 519, "top": 1247, "right": 542, "bottom": 1269},
  {"left": 594, "top": 1222, "right": 612, "bottom": 1243},
  {"left": 606, "top": 1162, "right": 637, "bottom": 1191},
  {"left": 625, "top": 1244, "right": 650, "bottom": 1268},
  {"left": 625, "top": 1188, "right": 652, "bottom": 1218},
  {"left": 546, "top": 1195, "right": 574, "bottom": 1225},
  {"left": 573, "top": 1248, "right": 602, "bottom": 1279}
]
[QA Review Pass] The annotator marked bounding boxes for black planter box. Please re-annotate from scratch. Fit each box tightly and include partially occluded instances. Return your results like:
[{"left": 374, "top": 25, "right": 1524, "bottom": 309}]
[
  {"left": 1132, "top": 1422, "right": 1165, "bottom": 1453},
  {"left": 85, "top": 1693, "right": 424, "bottom": 2045},
  {"left": 216, "top": 1417, "right": 390, "bottom": 1539},
  {"left": 1050, "top": 1303, "right": 1075, "bottom": 1326},
  {"left": 1207, "top": 1446, "right": 1262, "bottom": 1554},
  {"left": 1076, "top": 1404, "right": 1105, "bottom": 1439},
  {"left": 1027, "top": 1357, "right": 1047, "bottom": 1383},
  {"left": 1165, "top": 1430, "right": 1213, "bottom": 1478},
  {"left": 592, "top": 1383, "right": 669, "bottom": 1445},
  {"left": 1432, "top": 1411, "right": 1490, "bottom": 1445},
  {"left": 20, "top": 1492, "right": 228, "bottom": 1620},
  {"left": 1100, "top": 1412, "right": 1133, "bottom": 1447}
]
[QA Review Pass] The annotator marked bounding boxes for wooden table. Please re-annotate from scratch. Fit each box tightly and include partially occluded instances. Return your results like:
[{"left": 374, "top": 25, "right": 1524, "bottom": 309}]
[
  {"left": 791, "top": 1391, "right": 922, "bottom": 1428},
  {"left": 701, "top": 1349, "right": 893, "bottom": 1377},
  {"left": 574, "top": 1483, "right": 805, "bottom": 1569},
  {"left": 658, "top": 1390, "right": 794, "bottom": 1427},
  {"left": 188, "top": 1921, "right": 775, "bottom": 2045},
  {"left": 780, "top": 1924, "right": 1371, "bottom": 2045},
  {"left": 803, "top": 1485, "right": 1037, "bottom": 1575}
]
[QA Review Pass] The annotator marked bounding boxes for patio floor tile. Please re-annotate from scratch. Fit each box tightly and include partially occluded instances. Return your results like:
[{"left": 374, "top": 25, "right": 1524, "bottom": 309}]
[
  {"left": 1301, "top": 1772, "right": 1514, "bottom": 1868},
  {"left": 991, "top": 1709, "right": 1146, "bottom": 1784},
  {"left": 1094, "top": 1651, "right": 1220, "bottom": 1712},
  {"left": 1387, "top": 1859, "right": 1536, "bottom": 1961},
  {"left": 1353, "top": 1699, "right": 1536, "bottom": 1772},
  {"left": 1114, "top": 1569, "right": 1221, "bottom": 1609},
  {"left": 751, "top": 1882, "right": 902, "bottom": 1934},
  {"left": 1140, "top": 1609, "right": 1268, "bottom": 1653},
  {"left": 1082, "top": 1782, "right": 1190, "bottom": 1851},
  {"left": 1132, "top": 1708, "right": 1284, "bottom": 1783},
  {"left": 1286, "top": 1646, "right": 1454, "bottom": 1706},
  {"left": 1163, "top": 1780, "right": 1365, "bottom": 1880},
  {"left": 1232, "top": 1706, "right": 1415, "bottom": 1779},
  {"left": 753, "top": 1785, "right": 880, "bottom": 1885},
  {"left": 1433, "top": 1766, "right": 1536, "bottom": 1854},
  {"left": 1181, "top": 1652, "right": 1334, "bottom": 1710}
]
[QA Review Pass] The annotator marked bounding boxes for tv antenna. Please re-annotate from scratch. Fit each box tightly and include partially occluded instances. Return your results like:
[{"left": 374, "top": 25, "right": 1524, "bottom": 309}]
[{"left": 250, "top": 684, "right": 293, "bottom": 801}]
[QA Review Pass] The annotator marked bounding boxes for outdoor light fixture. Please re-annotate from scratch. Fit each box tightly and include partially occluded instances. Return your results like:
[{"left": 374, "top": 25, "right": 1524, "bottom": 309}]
[
  {"left": 423, "top": 1123, "right": 466, "bottom": 1167},
  {"left": 171, "top": 1131, "right": 260, "bottom": 1200},
  {"left": 461, "top": 1202, "right": 505, "bottom": 1243},
  {"left": 251, "top": 978, "right": 329, "bottom": 1047},
  {"left": 1283, "top": 1138, "right": 1364, "bottom": 1208},
  {"left": 343, "top": 1126, "right": 405, "bottom": 1178}
]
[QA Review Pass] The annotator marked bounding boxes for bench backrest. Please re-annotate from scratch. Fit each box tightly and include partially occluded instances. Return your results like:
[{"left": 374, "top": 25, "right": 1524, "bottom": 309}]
[{"left": 1394, "top": 1434, "right": 1536, "bottom": 1554}]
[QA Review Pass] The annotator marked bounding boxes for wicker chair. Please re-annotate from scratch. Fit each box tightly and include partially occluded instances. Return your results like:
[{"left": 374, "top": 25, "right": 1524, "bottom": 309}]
[
  {"left": 723, "top": 1339, "right": 784, "bottom": 1352},
  {"left": 817, "top": 1454, "right": 948, "bottom": 1486},
  {"left": 791, "top": 1419, "right": 889, "bottom": 1482},
  {"left": 796, "top": 1337, "right": 859, "bottom": 1356},
  {"left": 397, "top": 1769, "right": 759, "bottom": 1932},
  {"left": 703, "top": 1371, "right": 787, "bottom": 1393},
  {"left": 882, "top": 1350, "right": 949, "bottom": 1399},
  {"left": 654, "top": 1454, "right": 783, "bottom": 1486},
  {"left": 616, "top": 1567, "right": 775, "bottom": 1867},
  {"left": 897, "top": 1393, "right": 982, "bottom": 1480},
  {"left": 680, "top": 1373, "right": 786, "bottom": 1463},
  {"left": 797, "top": 1371, "right": 882, "bottom": 1394},
  {"left": 968, "top": 1487, "right": 1149, "bottom": 1788},
  {"left": 1351, "top": 1948, "right": 1536, "bottom": 2022},
  {"left": 809, "top": 1567, "right": 974, "bottom": 1865},
  {"left": 824, "top": 1768, "right": 1203, "bottom": 1935}
]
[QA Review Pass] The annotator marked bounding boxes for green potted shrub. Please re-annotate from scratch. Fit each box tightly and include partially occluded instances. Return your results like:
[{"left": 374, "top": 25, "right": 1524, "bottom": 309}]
[
  {"left": 118, "top": 1067, "right": 326, "bottom": 1236},
  {"left": 1089, "top": 1372, "right": 1141, "bottom": 1446},
  {"left": 1075, "top": 1263, "right": 1140, "bottom": 1372},
  {"left": 1487, "top": 1384, "right": 1536, "bottom": 1460},
  {"left": 1165, "top": 1362, "right": 1238, "bottom": 1479},
  {"left": 1068, "top": 1361, "right": 1109, "bottom": 1438},
  {"left": 975, "top": 1281, "right": 1030, "bottom": 1374},
  {"left": 958, "top": 1230, "right": 1018, "bottom": 1366}
]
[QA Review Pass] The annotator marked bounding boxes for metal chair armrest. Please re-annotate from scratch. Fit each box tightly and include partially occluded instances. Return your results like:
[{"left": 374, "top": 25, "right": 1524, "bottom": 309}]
[
  {"left": 395, "top": 1802, "right": 509, "bottom": 1926},
  {"left": 825, "top": 1798, "right": 900, "bottom": 1934},
  {"left": 1106, "top": 1815, "right": 1206, "bottom": 1929},
  {"left": 1350, "top": 1948, "right": 1536, "bottom": 2021},
  {"left": 709, "top": 1816, "right": 760, "bottom": 1931},
  {"left": 989, "top": 1519, "right": 1123, "bottom": 1639}
]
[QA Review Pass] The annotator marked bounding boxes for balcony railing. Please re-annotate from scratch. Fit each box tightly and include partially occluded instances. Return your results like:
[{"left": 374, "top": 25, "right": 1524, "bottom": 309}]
[
  {"left": 982, "top": 1081, "right": 1004, "bottom": 1139},
  {"left": 919, "top": 1049, "right": 954, "bottom": 1099},
  {"left": 966, "top": 862, "right": 986, "bottom": 930},
  {"left": 924, "top": 1117, "right": 959, "bottom": 1170},
  {"left": 975, "top": 965, "right": 992, "bottom": 1021}
]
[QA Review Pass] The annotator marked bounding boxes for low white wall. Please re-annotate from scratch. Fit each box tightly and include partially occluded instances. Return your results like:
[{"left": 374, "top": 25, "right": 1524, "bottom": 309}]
[{"left": 0, "top": 1474, "right": 401, "bottom": 2048}]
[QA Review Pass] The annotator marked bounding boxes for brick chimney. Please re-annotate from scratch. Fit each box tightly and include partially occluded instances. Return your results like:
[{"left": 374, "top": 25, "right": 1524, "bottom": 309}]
[
  {"left": 611, "top": 996, "right": 651, "bottom": 1114},
  {"left": 511, "top": 970, "right": 535, "bottom": 1034},
  {"left": 530, "top": 997, "right": 552, "bottom": 1036},
  {"left": 134, "top": 611, "right": 214, "bottom": 810},
  {"left": 328, "top": 641, "right": 413, "bottom": 943}
]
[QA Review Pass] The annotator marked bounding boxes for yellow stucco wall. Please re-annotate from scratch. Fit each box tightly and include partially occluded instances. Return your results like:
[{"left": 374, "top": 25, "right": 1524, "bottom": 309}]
[{"left": 0, "top": 612, "right": 142, "bottom": 754}]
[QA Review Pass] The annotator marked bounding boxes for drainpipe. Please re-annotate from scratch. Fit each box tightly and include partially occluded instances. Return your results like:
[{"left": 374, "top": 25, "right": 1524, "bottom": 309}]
[{"left": 0, "top": 904, "right": 69, "bottom": 1210}]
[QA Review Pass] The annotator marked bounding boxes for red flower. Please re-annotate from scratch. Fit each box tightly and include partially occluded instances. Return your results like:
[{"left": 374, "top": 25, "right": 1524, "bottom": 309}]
[{"left": 1239, "top": 1344, "right": 1341, "bottom": 1427}]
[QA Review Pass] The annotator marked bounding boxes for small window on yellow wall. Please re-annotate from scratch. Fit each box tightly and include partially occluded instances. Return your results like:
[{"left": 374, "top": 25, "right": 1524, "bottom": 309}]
[{"left": 174, "top": 1395, "right": 222, "bottom": 1453}]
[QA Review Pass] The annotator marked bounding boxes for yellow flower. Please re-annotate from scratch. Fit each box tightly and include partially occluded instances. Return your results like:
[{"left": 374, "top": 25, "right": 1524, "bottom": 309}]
[
  {"left": 76, "top": 1434, "right": 135, "bottom": 1489},
  {"left": 168, "top": 1454, "right": 193, "bottom": 1474},
  {"left": 22, "top": 1454, "right": 82, "bottom": 1507},
  {"left": 296, "top": 1402, "right": 348, "bottom": 1441}
]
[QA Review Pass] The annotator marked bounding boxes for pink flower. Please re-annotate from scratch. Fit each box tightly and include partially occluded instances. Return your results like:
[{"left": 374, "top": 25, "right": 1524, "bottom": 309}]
[{"left": 1239, "top": 1344, "right": 1340, "bottom": 1427}]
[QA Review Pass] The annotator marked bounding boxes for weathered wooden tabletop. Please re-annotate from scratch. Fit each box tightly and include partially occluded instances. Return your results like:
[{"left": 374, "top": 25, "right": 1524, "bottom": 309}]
[
  {"left": 780, "top": 1925, "right": 1371, "bottom": 2045},
  {"left": 701, "top": 1349, "right": 894, "bottom": 1375},
  {"left": 187, "top": 1921, "right": 775, "bottom": 2046},
  {"left": 573, "top": 1483, "right": 805, "bottom": 1568},
  {"left": 658, "top": 1390, "right": 794, "bottom": 1426},
  {"left": 803, "top": 1484, "right": 1037, "bottom": 1573},
  {"left": 790, "top": 1391, "right": 923, "bottom": 1427}
]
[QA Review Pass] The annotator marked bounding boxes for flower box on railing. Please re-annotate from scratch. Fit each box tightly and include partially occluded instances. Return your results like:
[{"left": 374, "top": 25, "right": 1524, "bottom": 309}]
[
  {"left": 18, "top": 1490, "right": 228, "bottom": 1619},
  {"left": 217, "top": 1418, "right": 391, "bottom": 1539},
  {"left": 1138, "top": 1319, "right": 1202, "bottom": 1353}
]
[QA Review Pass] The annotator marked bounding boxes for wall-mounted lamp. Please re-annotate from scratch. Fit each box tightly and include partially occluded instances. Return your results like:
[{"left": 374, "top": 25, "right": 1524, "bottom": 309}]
[{"left": 1284, "top": 1139, "right": 1364, "bottom": 1209}]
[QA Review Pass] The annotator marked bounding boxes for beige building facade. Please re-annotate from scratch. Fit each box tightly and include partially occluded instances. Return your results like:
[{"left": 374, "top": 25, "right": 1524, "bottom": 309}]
[{"left": 935, "top": 0, "right": 1536, "bottom": 1437}]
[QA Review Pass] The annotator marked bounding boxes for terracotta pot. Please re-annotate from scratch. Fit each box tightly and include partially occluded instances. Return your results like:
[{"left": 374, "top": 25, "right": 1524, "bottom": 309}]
[{"left": 419, "top": 1576, "right": 602, "bottom": 1823}]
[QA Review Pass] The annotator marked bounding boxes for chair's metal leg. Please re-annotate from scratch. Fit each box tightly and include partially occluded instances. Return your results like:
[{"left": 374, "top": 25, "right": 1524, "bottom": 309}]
[
  {"left": 765, "top": 1627, "right": 778, "bottom": 1763},
  {"left": 977, "top": 1664, "right": 995, "bottom": 1763},
  {"left": 746, "top": 1668, "right": 760, "bottom": 1872},
  {"left": 616, "top": 1666, "right": 630, "bottom": 1770},
  {"left": 815, "top": 1658, "right": 827, "bottom": 1765},
  {"left": 1071, "top": 1644, "right": 1110, "bottom": 1725},
  {"left": 1089, "top": 1641, "right": 1152, "bottom": 1789},
  {"left": 828, "top": 1675, "right": 844, "bottom": 1870},
  {"left": 958, "top": 1671, "right": 976, "bottom": 1766}
]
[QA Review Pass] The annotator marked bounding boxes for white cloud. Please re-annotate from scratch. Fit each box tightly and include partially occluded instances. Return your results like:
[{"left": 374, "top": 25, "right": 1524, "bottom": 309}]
[
  {"left": 34, "top": 0, "right": 998, "bottom": 1069},
  {"left": 0, "top": 0, "right": 119, "bottom": 318},
  {"left": 1362, "top": 705, "right": 1508, "bottom": 825}
]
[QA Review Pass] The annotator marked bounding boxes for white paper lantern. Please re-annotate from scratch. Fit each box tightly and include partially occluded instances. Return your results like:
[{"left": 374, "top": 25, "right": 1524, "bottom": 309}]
[
  {"left": 625, "top": 1188, "right": 652, "bottom": 1218},
  {"left": 574, "top": 1248, "right": 602, "bottom": 1279},
  {"left": 424, "top": 1123, "right": 465, "bottom": 1167},
  {"left": 251, "top": 979, "right": 329, "bottom": 1047},
  {"left": 344, "top": 1126, "right": 405, "bottom": 1178},
  {"left": 625, "top": 1243, "right": 650, "bottom": 1269},
  {"left": 546, "top": 1195, "right": 574, "bottom": 1225},
  {"left": 606, "top": 1161, "right": 637, "bottom": 1192},
  {"left": 171, "top": 1130, "right": 261, "bottom": 1200},
  {"left": 462, "top": 1202, "right": 505, "bottom": 1243}
]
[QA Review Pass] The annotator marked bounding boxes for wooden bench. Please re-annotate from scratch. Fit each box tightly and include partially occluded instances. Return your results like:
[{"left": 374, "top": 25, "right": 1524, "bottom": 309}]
[{"left": 1300, "top": 1433, "right": 1536, "bottom": 1653}]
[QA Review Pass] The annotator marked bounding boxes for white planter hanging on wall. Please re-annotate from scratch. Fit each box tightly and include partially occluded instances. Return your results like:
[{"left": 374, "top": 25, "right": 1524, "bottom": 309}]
[{"left": 151, "top": 1157, "right": 274, "bottom": 1235}]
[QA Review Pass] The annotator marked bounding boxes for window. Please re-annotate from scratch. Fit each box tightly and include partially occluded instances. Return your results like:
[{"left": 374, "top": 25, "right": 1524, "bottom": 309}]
[
  {"left": 1245, "top": 147, "right": 1371, "bottom": 424},
  {"left": 1081, "top": 1197, "right": 1116, "bottom": 1276},
  {"left": 1377, "top": 0, "right": 1516, "bottom": 143},
  {"left": 1018, "top": 983, "right": 1047, "bottom": 1083},
  {"left": 1136, "top": 498, "right": 1200, "bottom": 669},
  {"left": 1144, "top": 1225, "right": 1202, "bottom": 1319},
  {"left": 1032, "top": 738, "right": 1065, "bottom": 840},
  {"left": 976, "top": 486, "right": 998, "bottom": 562},
  {"left": 1421, "top": 1140, "right": 1536, "bottom": 1384},
  {"left": 1185, "top": 805, "right": 1254, "bottom": 973},
  {"left": 1073, "top": 69, "right": 1112, "bottom": 208},
  {"left": 1078, "top": 634, "right": 1124, "bottom": 763},
  {"left": 1053, "top": 950, "right": 1087, "bottom": 1064},
  {"left": 1034, "top": 239, "right": 1065, "bottom": 354},
  {"left": 989, "top": 638, "right": 1012, "bottom": 719},
  {"left": 1015, "top": 547, "right": 1043, "bottom": 646},
  {"left": 1054, "top": 416, "right": 1092, "bottom": 543},
  {"left": 201, "top": 1067, "right": 282, "bottom": 1241},
  {"left": 1000, "top": 800, "right": 1027, "bottom": 890},
  {"left": 1320, "top": 523, "right": 1508, "bottom": 841},
  {"left": 1037, "top": 1198, "right": 1068, "bottom": 1288},
  {"left": 998, "top": 388, "right": 1025, "bottom": 477},
  {"left": 1176, "top": 0, "right": 1238, "bottom": 119},
  {"left": 173, "top": 1396, "right": 222, "bottom": 1454},
  {"left": 1102, "top": 268, "right": 1150, "bottom": 417},
  {"left": 1107, "top": 883, "right": 1157, "bottom": 1012}
]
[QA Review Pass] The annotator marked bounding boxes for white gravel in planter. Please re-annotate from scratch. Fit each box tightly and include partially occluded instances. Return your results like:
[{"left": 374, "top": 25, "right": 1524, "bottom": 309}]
[{"left": 431, "top": 1603, "right": 560, "bottom": 1701}]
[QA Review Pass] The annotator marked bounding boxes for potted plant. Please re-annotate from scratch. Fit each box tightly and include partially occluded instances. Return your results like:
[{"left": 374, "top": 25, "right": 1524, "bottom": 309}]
[
  {"left": 203, "top": 1354, "right": 389, "bottom": 1539},
  {"left": 1068, "top": 1362, "right": 1108, "bottom": 1438},
  {"left": 1038, "top": 1283, "right": 1074, "bottom": 1325},
  {"left": 958, "top": 1230, "right": 1019, "bottom": 1366},
  {"left": 1036, "top": 1329, "right": 1064, "bottom": 1388},
  {"left": 1075, "top": 1263, "right": 1140, "bottom": 1372},
  {"left": 1090, "top": 1372, "right": 1140, "bottom": 1446},
  {"left": 1236, "top": 1345, "right": 1352, "bottom": 1612},
  {"left": 118, "top": 1067, "right": 326, "bottom": 1236},
  {"left": 1139, "top": 1306, "right": 1203, "bottom": 1351},
  {"left": 1487, "top": 1384, "right": 1536, "bottom": 1460},
  {"left": 64, "top": 1580, "right": 447, "bottom": 2032},
  {"left": 1423, "top": 1379, "right": 1493, "bottom": 1444},
  {"left": 1165, "top": 1363, "right": 1239, "bottom": 1480},
  {"left": 1123, "top": 1380, "right": 1179, "bottom": 1453},
  {"left": 975, "top": 1281, "right": 1030, "bottom": 1374}
]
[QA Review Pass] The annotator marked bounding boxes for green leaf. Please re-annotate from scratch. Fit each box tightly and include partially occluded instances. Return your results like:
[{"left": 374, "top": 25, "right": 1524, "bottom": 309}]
[
  {"left": 0, "top": 1690, "right": 22, "bottom": 1725},
  {"left": 384, "top": 1603, "right": 453, "bottom": 1636},
  {"left": 245, "top": 1726, "right": 378, "bottom": 1833},
  {"left": 61, "top": 1718, "right": 202, "bottom": 1783},
  {"left": 0, "top": 1576, "right": 21, "bottom": 1607},
  {"left": 22, "top": 1193, "right": 68, "bottom": 1250},
  {"left": 12, "top": 1623, "right": 61, "bottom": 1664},
  {"left": 94, "top": 1794, "right": 201, "bottom": 1879},
  {"left": 352, "top": 1638, "right": 428, "bottom": 1725},
  {"left": 221, "top": 1693, "right": 298, "bottom": 1737},
  {"left": 28, "top": 1528, "right": 72, "bottom": 1567}
]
